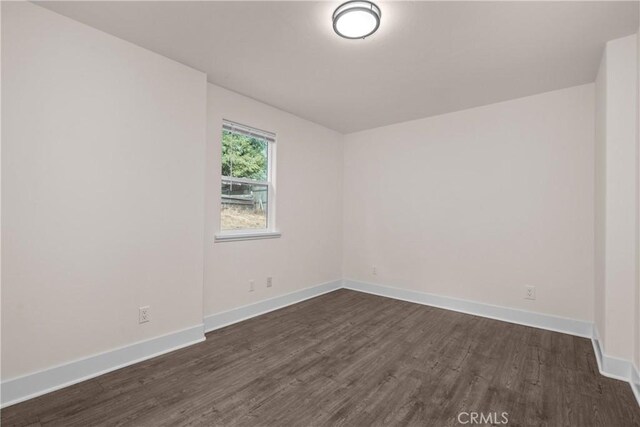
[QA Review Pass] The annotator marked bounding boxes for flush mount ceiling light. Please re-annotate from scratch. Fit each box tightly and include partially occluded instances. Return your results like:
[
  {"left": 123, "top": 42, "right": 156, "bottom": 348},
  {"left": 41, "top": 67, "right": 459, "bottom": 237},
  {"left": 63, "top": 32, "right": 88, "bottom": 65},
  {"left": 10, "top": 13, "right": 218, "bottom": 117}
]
[{"left": 332, "top": 1, "right": 381, "bottom": 39}]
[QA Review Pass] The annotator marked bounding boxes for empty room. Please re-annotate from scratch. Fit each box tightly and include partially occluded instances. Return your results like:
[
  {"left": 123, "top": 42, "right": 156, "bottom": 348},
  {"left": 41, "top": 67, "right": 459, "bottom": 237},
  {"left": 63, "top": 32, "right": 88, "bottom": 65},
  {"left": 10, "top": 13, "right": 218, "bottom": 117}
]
[{"left": 2, "top": 0, "right": 640, "bottom": 425}]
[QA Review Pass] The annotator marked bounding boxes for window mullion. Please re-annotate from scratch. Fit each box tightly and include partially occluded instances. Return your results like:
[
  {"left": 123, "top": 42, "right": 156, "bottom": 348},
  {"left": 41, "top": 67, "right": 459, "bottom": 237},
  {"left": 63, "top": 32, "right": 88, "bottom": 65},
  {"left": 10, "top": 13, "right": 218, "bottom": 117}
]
[{"left": 222, "top": 176, "right": 268, "bottom": 186}]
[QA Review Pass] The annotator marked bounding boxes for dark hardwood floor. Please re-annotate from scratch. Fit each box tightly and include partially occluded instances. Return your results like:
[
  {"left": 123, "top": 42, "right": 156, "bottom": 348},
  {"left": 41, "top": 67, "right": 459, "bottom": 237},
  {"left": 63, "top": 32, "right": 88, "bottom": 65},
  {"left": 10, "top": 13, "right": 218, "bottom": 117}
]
[{"left": 3, "top": 289, "right": 639, "bottom": 426}]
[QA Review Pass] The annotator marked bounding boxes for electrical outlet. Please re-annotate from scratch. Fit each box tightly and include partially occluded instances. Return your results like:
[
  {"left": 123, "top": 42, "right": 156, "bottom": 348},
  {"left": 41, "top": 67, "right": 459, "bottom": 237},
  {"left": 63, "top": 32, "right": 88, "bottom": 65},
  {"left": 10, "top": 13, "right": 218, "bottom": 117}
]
[
  {"left": 372, "top": 266, "right": 377, "bottom": 275},
  {"left": 249, "top": 280, "right": 255, "bottom": 292},
  {"left": 525, "top": 286, "right": 536, "bottom": 300},
  {"left": 139, "top": 306, "right": 151, "bottom": 323},
  {"left": 267, "top": 277, "right": 273, "bottom": 288}
]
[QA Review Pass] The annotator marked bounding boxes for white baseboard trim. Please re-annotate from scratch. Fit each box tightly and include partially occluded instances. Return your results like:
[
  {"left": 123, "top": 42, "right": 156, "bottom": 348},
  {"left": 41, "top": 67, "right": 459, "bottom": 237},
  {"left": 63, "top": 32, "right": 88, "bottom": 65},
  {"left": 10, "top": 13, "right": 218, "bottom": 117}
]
[
  {"left": 4, "top": 278, "right": 638, "bottom": 408},
  {"left": 343, "top": 279, "right": 593, "bottom": 338},
  {"left": 631, "top": 364, "right": 640, "bottom": 406},
  {"left": 591, "top": 327, "right": 631, "bottom": 381},
  {"left": 345, "top": 279, "right": 639, "bottom": 407},
  {"left": 1, "top": 280, "right": 341, "bottom": 408},
  {"left": 204, "top": 280, "right": 342, "bottom": 333},
  {"left": 591, "top": 326, "right": 640, "bottom": 406},
  {"left": 1, "top": 324, "right": 205, "bottom": 408}
]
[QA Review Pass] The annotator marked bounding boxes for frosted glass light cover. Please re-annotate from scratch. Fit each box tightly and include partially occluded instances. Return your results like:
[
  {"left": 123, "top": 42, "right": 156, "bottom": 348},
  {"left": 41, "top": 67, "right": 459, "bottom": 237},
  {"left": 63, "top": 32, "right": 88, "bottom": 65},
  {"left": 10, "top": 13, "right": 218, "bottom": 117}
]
[{"left": 333, "top": 1, "right": 381, "bottom": 39}]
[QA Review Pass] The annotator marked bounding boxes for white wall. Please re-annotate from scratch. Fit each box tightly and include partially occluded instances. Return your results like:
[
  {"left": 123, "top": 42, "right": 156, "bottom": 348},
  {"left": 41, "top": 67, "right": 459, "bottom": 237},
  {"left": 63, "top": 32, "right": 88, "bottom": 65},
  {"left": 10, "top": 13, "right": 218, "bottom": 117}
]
[
  {"left": 204, "top": 84, "right": 343, "bottom": 316},
  {"left": 594, "top": 34, "right": 638, "bottom": 362},
  {"left": 1, "top": 2, "right": 206, "bottom": 380},
  {"left": 636, "top": 23, "right": 640, "bottom": 376},
  {"left": 595, "top": 51, "right": 607, "bottom": 345},
  {"left": 343, "top": 84, "right": 595, "bottom": 322}
]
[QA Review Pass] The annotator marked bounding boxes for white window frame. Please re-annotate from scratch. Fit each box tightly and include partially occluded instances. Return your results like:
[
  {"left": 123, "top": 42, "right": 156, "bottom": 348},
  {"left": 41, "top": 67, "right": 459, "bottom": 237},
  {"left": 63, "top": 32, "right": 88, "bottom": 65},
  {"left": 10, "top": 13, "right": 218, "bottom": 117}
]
[{"left": 215, "top": 120, "right": 280, "bottom": 242}]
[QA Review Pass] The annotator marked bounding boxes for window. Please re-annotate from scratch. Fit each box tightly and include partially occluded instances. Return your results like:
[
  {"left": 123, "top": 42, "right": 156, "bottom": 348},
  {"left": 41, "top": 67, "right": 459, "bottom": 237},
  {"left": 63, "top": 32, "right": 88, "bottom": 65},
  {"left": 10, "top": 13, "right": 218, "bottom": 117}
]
[{"left": 215, "top": 120, "right": 279, "bottom": 242}]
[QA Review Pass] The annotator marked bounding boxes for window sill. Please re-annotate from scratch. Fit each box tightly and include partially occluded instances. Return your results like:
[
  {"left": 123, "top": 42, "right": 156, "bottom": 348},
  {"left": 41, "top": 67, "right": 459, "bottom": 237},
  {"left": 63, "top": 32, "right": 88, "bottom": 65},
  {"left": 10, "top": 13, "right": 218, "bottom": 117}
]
[{"left": 214, "top": 230, "right": 282, "bottom": 243}]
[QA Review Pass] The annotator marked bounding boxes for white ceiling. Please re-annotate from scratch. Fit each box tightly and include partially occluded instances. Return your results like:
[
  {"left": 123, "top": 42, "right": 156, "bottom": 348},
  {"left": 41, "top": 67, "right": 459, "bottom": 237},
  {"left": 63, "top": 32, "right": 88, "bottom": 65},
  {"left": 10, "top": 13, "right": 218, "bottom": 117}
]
[{"left": 36, "top": 1, "right": 639, "bottom": 133}]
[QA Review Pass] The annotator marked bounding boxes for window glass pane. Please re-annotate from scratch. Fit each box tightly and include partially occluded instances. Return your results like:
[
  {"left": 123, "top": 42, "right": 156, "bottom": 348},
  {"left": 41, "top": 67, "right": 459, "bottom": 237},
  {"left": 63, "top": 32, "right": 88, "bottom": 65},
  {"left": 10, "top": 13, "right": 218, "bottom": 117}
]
[
  {"left": 221, "top": 130, "right": 268, "bottom": 181},
  {"left": 221, "top": 180, "right": 268, "bottom": 230}
]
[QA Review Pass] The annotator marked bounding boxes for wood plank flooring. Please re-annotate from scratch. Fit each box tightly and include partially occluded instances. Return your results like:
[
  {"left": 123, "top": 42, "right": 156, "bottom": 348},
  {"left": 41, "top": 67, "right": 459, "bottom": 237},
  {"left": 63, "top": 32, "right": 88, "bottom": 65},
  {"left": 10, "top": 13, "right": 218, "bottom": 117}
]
[{"left": 3, "top": 289, "right": 639, "bottom": 426}]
